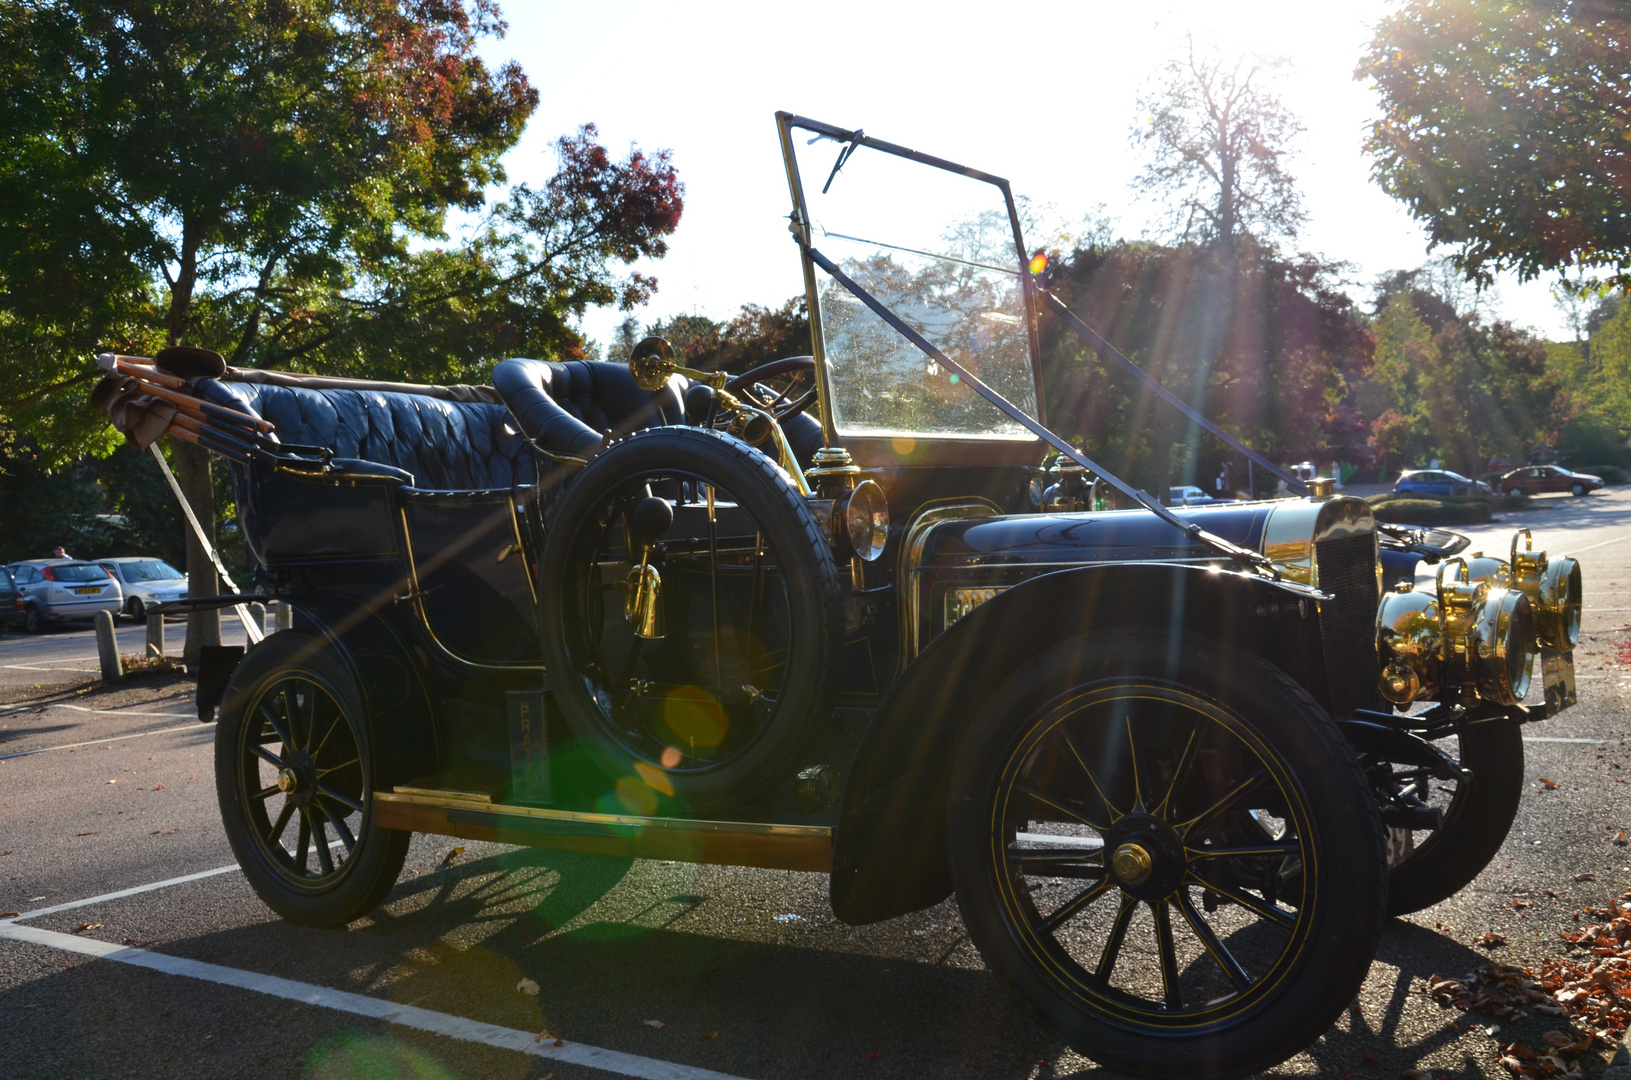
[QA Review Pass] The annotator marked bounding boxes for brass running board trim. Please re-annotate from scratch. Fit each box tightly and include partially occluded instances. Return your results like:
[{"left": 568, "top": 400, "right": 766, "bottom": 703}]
[{"left": 373, "top": 791, "right": 834, "bottom": 872}]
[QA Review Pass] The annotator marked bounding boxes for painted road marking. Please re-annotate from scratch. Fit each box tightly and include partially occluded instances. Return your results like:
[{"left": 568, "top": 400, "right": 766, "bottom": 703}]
[
  {"left": 1568, "top": 534, "right": 1630, "bottom": 555},
  {"left": 3, "top": 863, "right": 246, "bottom": 921},
  {"left": 1523, "top": 737, "right": 1611, "bottom": 744},
  {"left": 2, "top": 924, "right": 754, "bottom": 1080},
  {"left": 0, "top": 723, "right": 203, "bottom": 761}
]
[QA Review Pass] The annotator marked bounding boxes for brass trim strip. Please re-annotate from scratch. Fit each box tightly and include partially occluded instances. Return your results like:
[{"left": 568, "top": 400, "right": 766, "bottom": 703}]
[
  {"left": 895, "top": 499, "right": 1001, "bottom": 664},
  {"left": 376, "top": 791, "right": 832, "bottom": 838}
]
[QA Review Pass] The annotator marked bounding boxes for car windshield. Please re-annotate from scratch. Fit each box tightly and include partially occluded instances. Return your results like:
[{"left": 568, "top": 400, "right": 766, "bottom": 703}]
[
  {"left": 117, "top": 560, "right": 183, "bottom": 582},
  {"left": 786, "top": 123, "right": 1039, "bottom": 441},
  {"left": 53, "top": 563, "right": 108, "bottom": 583}
]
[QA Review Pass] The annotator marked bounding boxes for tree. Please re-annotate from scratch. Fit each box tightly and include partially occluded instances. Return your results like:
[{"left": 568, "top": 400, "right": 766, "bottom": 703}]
[
  {"left": 1361, "top": 0, "right": 1631, "bottom": 289},
  {"left": 0, "top": 0, "right": 537, "bottom": 660},
  {"left": 1131, "top": 37, "right": 1307, "bottom": 251}
]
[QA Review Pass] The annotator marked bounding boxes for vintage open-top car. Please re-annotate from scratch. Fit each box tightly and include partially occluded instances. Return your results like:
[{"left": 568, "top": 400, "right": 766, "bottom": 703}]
[{"left": 89, "top": 113, "right": 1584, "bottom": 1079}]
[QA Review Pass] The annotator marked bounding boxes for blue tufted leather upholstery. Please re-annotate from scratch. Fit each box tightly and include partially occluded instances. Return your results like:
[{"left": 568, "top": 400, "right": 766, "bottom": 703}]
[
  {"left": 196, "top": 379, "right": 535, "bottom": 491},
  {"left": 491, "top": 358, "right": 686, "bottom": 461}
]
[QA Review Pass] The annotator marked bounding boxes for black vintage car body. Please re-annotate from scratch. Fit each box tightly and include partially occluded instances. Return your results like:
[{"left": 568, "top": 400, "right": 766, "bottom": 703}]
[{"left": 90, "top": 114, "right": 1584, "bottom": 1080}]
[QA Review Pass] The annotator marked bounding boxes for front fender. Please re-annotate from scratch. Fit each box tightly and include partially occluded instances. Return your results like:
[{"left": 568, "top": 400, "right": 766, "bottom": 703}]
[{"left": 831, "top": 562, "right": 1327, "bottom": 925}]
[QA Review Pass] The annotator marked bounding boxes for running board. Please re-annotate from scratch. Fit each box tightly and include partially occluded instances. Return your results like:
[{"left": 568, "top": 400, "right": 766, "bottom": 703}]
[{"left": 373, "top": 790, "right": 833, "bottom": 872}]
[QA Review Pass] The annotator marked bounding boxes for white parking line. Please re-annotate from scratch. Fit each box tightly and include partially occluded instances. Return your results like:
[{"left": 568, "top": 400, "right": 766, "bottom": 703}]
[
  {"left": 0, "top": 723, "right": 203, "bottom": 761},
  {"left": 1569, "top": 534, "right": 1630, "bottom": 555},
  {"left": 2, "top": 923, "right": 754, "bottom": 1080},
  {"left": 1523, "top": 737, "right": 1611, "bottom": 743},
  {"left": 4, "top": 863, "right": 246, "bottom": 920}
]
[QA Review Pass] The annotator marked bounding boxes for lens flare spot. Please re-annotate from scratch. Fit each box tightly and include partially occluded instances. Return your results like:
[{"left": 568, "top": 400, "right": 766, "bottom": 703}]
[
  {"left": 661, "top": 685, "right": 728, "bottom": 749},
  {"left": 660, "top": 746, "right": 682, "bottom": 769},
  {"left": 633, "top": 760, "right": 675, "bottom": 797},
  {"left": 891, "top": 436, "right": 916, "bottom": 457},
  {"left": 614, "top": 776, "right": 658, "bottom": 815}
]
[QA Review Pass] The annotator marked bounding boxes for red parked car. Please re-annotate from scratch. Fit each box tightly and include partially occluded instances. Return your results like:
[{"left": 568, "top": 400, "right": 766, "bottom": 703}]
[{"left": 1499, "top": 464, "right": 1603, "bottom": 496}]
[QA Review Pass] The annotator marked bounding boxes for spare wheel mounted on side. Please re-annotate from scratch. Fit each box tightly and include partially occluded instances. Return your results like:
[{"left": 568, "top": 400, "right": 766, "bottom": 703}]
[{"left": 538, "top": 426, "right": 844, "bottom": 813}]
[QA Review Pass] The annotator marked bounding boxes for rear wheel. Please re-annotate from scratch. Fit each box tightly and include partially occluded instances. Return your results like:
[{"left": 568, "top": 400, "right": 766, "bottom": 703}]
[
  {"left": 215, "top": 632, "right": 408, "bottom": 927},
  {"left": 949, "top": 636, "right": 1386, "bottom": 1080},
  {"left": 23, "top": 604, "right": 42, "bottom": 634},
  {"left": 1572, "top": 482, "right": 1588, "bottom": 496},
  {"left": 1376, "top": 718, "right": 1524, "bottom": 916}
]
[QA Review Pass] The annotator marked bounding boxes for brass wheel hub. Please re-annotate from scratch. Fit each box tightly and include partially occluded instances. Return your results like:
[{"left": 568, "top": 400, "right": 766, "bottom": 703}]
[
  {"left": 1111, "top": 843, "right": 1153, "bottom": 885},
  {"left": 276, "top": 766, "right": 300, "bottom": 793}
]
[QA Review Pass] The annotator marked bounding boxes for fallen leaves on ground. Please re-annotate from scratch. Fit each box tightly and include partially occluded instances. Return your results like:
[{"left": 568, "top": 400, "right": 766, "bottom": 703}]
[
  {"left": 643, "top": 1019, "right": 665, "bottom": 1029},
  {"left": 441, "top": 846, "right": 465, "bottom": 866},
  {"left": 73, "top": 922, "right": 103, "bottom": 932},
  {"left": 703, "top": 1031, "right": 719, "bottom": 1039},
  {"left": 0, "top": 912, "right": 19, "bottom": 919},
  {"left": 516, "top": 977, "right": 539, "bottom": 996},
  {"left": 74, "top": 831, "right": 97, "bottom": 837},
  {"left": 1429, "top": 887, "right": 1631, "bottom": 1077},
  {"left": 1539, "top": 777, "right": 1559, "bottom": 790},
  {"left": 1479, "top": 933, "right": 1509, "bottom": 949}
]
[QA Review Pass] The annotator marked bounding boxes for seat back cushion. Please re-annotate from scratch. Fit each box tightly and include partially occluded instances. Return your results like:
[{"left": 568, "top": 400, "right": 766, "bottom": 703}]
[{"left": 492, "top": 358, "right": 686, "bottom": 461}]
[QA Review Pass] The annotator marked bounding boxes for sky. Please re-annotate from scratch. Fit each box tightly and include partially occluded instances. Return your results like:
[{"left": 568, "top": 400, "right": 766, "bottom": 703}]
[{"left": 472, "top": 0, "right": 1575, "bottom": 351}]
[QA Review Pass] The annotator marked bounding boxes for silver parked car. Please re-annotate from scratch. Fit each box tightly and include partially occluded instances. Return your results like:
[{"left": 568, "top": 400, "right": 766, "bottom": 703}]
[
  {"left": 7, "top": 559, "right": 122, "bottom": 633},
  {"left": 98, "top": 557, "right": 187, "bottom": 623}
]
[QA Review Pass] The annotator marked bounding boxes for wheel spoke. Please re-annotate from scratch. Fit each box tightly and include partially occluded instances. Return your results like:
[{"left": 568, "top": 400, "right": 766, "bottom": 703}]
[
  {"left": 1061, "top": 731, "right": 1126, "bottom": 824},
  {"left": 326, "top": 808, "right": 357, "bottom": 855},
  {"left": 294, "top": 810, "right": 311, "bottom": 873},
  {"left": 311, "top": 710, "right": 342, "bottom": 758},
  {"left": 1184, "top": 871, "right": 1297, "bottom": 929},
  {"left": 316, "top": 757, "right": 360, "bottom": 780},
  {"left": 1018, "top": 783, "right": 1109, "bottom": 831},
  {"left": 312, "top": 809, "right": 335, "bottom": 876},
  {"left": 1173, "top": 767, "right": 1269, "bottom": 836},
  {"left": 1175, "top": 889, "right": 1252, "bottom": 993},
  {"left": 280, "top": 687, "right": 299, "bottom": 747},
  {"left": 1154, "top": 719, "right": 1201, "bottom": 820},
  {"left": 257, "top": 704, "right": 292, "bottom": 751},
  {"left": 1124, "top": 716, "right": 1145, "bottom": 813},
  {"left": 250, "top": 743, "right": 287, "bottom": 769},
  {"left": 1010, "top": 848, "right": 1107, "bottom": 865},
  {"left": 1037, "top": 875, "right": 1115, "bottom": 933},
  {"left": 1152, "top": 899, "right": 1183, "bottom": 1009},
  {"left": 250, "top": 784, "right": 280, "bottom": 802},
  {"left": 1094, "top": 894, "right": 1139, "bottom": 985},
  {"left": 316, "top": 784, "right": 364, "bottom": 814},
  {"left": 1185, "top": 842, "right": 1302, "bottom": 860},
  {"left": 267, "top": 800, "right": 295, "bottom": 845}
]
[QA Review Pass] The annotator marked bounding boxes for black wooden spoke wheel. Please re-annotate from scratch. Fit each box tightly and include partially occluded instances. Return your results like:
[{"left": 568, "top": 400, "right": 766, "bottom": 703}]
[
  {"left": 539, "top": 427, "right": 843, "bottom": 813},
  {"left": 216, "top": 632, "right": 408, "bottom": 927},
  {"left": 949, "top": 636, "right": 1385, "bottom": 1080},
  {"left": 1375, "top": 717, "right": 1524, "bottom": 916}
]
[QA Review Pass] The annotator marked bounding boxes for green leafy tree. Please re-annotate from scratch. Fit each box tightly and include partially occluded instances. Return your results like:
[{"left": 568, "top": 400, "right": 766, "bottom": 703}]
[
  {"left": 1131, "top": 36, "right": 1306, "bottom": 250},
  {"left": 0, "top": 0, "right": 537, "bottom": 658},
  {"left": 1361, "top": 0, "right": 1631, "bottom": 289}
]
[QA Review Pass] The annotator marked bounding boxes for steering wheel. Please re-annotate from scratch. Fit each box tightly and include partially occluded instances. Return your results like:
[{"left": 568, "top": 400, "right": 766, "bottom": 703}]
[{"left": 725, "top": 356, "right": 817, "bottom": 422}]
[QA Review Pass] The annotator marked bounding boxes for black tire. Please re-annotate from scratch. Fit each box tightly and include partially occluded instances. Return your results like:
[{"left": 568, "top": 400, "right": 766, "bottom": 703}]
[
  {"left": 1572, "top": 482, "right": 1588, "bottom": 496},
  {"left": 215, "top": 632, "right": 408, "bottom": 927},
  {"left": 23, "top": 604, "right": 42, "bottom": 634},
  {"left": 1378, "top": 718, "right": 1524, "bottom": 916},
  {"left": 538, "top": 427, "right": 843, "bottom": 813},
  {"left": 127, "top": 597, "right": 146, "bottom": 624},
  {"left": 948, "top": 634, "right": 1386, "bottom": 1080}
]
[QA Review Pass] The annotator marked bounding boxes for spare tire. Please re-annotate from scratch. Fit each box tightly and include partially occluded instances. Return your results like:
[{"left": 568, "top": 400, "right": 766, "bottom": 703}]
[{"left": 538, "top": 427, "right": 843, "bottom": 813}]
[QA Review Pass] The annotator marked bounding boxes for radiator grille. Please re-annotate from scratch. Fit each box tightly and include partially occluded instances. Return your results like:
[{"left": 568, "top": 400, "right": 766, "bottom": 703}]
[{"left": 1316, "top": 532, "right": 1380, "bottom": 718}]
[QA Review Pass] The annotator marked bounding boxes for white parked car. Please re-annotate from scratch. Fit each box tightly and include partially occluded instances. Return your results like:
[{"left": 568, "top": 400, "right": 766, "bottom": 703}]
[
  {"left": 1168, "top": 484, "right": 1216, "bottom": 506},
  {"left": 7, "top": 560, "right": 122, "bottom": 633},
  {"left": 98, "top": 557, "right": 187, "bottom": 623}
]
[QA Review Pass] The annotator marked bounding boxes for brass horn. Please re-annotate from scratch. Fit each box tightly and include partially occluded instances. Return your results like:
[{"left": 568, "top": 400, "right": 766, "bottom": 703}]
[
  {"left": 625, "top": 551, "right": 665, "bottom": 640},
  {"left": 628, "top": 336, "right": 726, "bottom": 392}
]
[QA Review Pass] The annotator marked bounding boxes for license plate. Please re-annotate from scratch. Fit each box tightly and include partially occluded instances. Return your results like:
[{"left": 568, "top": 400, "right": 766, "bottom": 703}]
[
  {"left": 1541, "top": 648, "right": 1577, "bottom": 717},
  {"left": 74, "top": 586, "right": 101, "bottom": 595}
]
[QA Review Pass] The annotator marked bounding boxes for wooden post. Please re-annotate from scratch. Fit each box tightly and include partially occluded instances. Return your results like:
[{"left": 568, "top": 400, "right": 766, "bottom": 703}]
[
  {"left": 248, "top": 602, "right": 266, "bottom": 639},
  {"left": 145, "top": 612, "right": 164, "bottom": 658},
  {"left": 94, "top": 610, "right": 123, "bottom": 683}
]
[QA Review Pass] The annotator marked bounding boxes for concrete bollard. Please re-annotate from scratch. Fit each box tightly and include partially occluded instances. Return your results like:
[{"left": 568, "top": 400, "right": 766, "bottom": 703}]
[
  {"left": 274, "top": 602, "right": 293, "bottom": 633},
  {"left": 145, "top": 611, "right": 164, "bottom": 658},
  {"left": 94, "top": 609, "right": 123, "bottom": 683},
  {"left": 248, "top": 602, "right": 267, "bottom": 638}
]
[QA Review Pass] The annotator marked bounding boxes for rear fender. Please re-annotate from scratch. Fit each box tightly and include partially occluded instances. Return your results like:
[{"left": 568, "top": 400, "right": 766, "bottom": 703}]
[{"left": 831, "top": 562, "right": 1326, "bottom": 925}]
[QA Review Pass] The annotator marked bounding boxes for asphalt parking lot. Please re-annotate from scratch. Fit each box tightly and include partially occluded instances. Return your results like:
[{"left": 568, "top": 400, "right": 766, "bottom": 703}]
[{"left": 2, "top": 489, "right": 1629, "bottom": 1080}]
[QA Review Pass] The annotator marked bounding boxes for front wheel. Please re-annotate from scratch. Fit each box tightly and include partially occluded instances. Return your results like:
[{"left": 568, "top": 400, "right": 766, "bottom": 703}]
[
  {"left": 1378, "top": 718, "right": 1524, "bottom": 916},
  {"left": 23, "top": 605, "right": 42, "bottom": 634},
  {"left": 215, "top": 632, "right": 408, "bottom": 927},
  {"left": 949, "top": 635, "right": 1386, "bottom": 1080},
  {"left": 1572, "top": 483, "right": 1588, "bottom": 496},
  {"left": 127, "top": 597, "right": 146, "bottom": 624}
]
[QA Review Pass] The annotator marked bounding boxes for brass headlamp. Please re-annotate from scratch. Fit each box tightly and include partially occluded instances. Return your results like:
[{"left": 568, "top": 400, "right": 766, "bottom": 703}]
[
  {"left": 1375, "top": 557, "right": 1535, "bottom": 707},
  {"left": 1476, "top": 528, "right": 1581, "bottom": 651}
]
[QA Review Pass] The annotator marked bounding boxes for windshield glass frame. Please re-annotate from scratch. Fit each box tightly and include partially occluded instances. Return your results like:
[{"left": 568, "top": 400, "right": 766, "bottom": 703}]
[{"left": 776, "top": 112, "right": 1045, "bottom": 465}]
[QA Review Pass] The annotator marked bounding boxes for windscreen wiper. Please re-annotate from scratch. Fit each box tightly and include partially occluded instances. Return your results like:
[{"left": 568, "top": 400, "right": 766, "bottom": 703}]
[{"left": 802, "top": 244, "right": 1287, "bottom": 582}]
